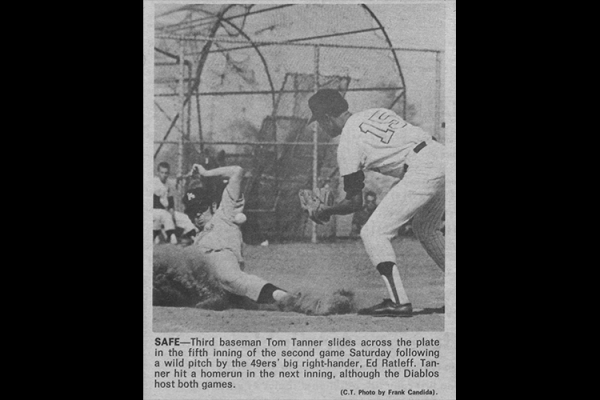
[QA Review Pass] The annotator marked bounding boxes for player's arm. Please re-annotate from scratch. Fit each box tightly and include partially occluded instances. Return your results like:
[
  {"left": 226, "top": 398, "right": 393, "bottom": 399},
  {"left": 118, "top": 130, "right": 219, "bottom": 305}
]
[
  {"left": 167, "top": 196, "right": 175, "bottom": 215},
  {"left": 318, "top": 171, "right": 364, "bottom": 219},
  {"left": 319, "top": 192, "right": 363, "bottom": 218},
  {"left": 193, "top": 164, "right": 244, "bottom": 200},
  {"left": 164, "top": 183, "right": 176, "bottom": 216}
]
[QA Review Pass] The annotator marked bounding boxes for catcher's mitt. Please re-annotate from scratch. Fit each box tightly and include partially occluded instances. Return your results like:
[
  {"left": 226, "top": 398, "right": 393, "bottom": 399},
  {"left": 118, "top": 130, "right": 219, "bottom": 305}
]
[{"left": 299, "top": 187, "right": 334, "bottom": 224}]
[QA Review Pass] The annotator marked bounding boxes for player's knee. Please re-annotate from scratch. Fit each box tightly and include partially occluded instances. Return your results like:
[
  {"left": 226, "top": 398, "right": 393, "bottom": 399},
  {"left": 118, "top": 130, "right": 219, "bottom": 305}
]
[
  {"left": 219, "top": 273, "right": 246, "bottom": 295},
  {"left": 360, "top": 222, "right": 378, "bottom": 243},
  {"left": 154, "top": 209, "right": 170, "bottom": 222},
  {"left": 218, "top": 272, "right": 236, "bottom": 287},
  {"left": 359, "top": 223, "right": 371, "bottom": 240}
]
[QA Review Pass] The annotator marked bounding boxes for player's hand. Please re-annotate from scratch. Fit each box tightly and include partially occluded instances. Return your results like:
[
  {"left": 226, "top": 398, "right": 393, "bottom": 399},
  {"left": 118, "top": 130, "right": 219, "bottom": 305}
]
[
  {"left": 313, "top": 207, "right": 331, "bottom": 224},
  {"left": 193, "top": 163, "right": 207, "bottom": 176},
  {"left": 299, "top": 188, "right": 332, "bottom": 225}
]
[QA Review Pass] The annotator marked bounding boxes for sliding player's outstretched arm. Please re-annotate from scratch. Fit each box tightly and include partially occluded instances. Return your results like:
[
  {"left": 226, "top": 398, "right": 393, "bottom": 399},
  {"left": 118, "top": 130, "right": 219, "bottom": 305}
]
[{"left": 192, "top": 164, "right": 244, "bottom": 200}]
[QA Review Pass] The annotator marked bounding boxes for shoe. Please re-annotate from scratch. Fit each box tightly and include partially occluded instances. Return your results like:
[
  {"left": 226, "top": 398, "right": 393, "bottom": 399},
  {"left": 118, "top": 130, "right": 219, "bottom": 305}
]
[{"left": 357, "top": 299, "right": 413, "bottom": 317}]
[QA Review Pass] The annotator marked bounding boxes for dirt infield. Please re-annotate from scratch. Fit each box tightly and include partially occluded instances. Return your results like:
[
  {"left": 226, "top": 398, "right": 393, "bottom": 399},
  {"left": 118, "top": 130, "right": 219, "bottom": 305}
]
[{"left": 153, "top": 238, "right": 444, "bottom": 332}]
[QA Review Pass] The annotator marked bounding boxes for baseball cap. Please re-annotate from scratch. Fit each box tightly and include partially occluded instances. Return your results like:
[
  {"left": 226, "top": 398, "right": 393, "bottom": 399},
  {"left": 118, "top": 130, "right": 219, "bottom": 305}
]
[
  {"left": 308, "top": 89, "right": 349, "bottom": 123},
  {"left": 183, "top": 187, "right": 213, "bottom": 217}
]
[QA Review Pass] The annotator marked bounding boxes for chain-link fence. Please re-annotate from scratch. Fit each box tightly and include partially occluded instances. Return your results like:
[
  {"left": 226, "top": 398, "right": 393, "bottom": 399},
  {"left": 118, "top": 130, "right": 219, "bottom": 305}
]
[{"left": 153, "top": 8, "right": 443, "bottom": 242}]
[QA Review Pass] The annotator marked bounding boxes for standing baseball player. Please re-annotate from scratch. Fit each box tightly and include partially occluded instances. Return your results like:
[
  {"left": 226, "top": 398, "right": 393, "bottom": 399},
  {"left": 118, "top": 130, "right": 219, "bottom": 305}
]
[
  {"left": 153, "top": 162, "right": 197, "bottom": 244},
  {"left": 184, "top": 163, "right": 291, "bottom": 307},
  {"left": 307, "top": 89, "right": 445, "bottom": 317}
]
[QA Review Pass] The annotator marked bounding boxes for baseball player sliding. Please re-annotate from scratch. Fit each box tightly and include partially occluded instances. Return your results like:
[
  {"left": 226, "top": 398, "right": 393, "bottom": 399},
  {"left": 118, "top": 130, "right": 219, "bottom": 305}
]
[
  {"left": 306, "top": 89, "right": 445, "bottom": 317},
  {"left": 184, "top": 163, "right": 291, "bottom": 307}
]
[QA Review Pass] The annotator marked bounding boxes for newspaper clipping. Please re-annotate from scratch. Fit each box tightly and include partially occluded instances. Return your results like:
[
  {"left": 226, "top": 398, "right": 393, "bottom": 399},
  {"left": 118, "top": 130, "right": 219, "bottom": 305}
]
[{"left": 144, "top": 1, "right": 456, "bottom": 398}]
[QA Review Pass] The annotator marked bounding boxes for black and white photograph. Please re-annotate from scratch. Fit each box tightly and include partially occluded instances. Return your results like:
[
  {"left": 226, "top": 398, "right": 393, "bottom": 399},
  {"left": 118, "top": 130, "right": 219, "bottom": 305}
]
[{"left": 144, "top": 1, "right": 455, "bottom": 398}]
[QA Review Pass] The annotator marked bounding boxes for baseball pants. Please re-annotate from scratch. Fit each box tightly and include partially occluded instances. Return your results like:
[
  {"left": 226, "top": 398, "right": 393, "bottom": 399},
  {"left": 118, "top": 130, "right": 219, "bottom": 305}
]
[
  {"left": 201, "top": 249, "right": 268, "bottom": 302},
  {"left": 360, "top": 141, "right": 445, "bottom": 270},
  {"left": 153, "top": 209, "right": 196, "bottom": 234}
]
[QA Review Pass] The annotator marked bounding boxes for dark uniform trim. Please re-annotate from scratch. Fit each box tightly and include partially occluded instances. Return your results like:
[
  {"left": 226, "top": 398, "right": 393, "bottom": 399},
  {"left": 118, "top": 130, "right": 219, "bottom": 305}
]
[{"left": 343, "top": 170, "right": 365, "bottom": 200}]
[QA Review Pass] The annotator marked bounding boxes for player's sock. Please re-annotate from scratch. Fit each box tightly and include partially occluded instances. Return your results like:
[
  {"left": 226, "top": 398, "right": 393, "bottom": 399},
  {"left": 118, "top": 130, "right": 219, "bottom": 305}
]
[
  {"left": 165, "top": 229, "right": 177, "bottom": 243},
  {"left": 257, "top": 283, "right": 285, "bottom": 304},
  {"left": 376, "top": 262, "right": 410, "bottom": 305},
  {"left": 153, "top": 230, "right": 161, "bottom": 239},
  {"left": 183, "top": 229, "right": 197, "bottom": 239}
]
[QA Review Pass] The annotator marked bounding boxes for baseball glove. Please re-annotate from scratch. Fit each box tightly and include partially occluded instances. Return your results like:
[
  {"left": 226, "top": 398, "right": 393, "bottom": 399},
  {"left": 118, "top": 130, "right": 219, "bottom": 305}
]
[{"left": 299, "top": 187, "right": 334, "bottom": 224}]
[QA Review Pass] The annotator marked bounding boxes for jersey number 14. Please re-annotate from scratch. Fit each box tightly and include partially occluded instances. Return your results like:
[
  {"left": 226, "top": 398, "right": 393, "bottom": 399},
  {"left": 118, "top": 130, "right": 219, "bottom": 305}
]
[{"left": 359, "top": 110, "right": 407, "bottom": 144}]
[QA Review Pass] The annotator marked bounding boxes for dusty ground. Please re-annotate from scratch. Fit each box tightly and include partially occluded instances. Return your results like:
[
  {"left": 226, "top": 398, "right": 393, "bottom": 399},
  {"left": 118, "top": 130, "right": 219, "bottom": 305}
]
[{"left": 153, "top": 237, "right": 444, "bottom": 332}]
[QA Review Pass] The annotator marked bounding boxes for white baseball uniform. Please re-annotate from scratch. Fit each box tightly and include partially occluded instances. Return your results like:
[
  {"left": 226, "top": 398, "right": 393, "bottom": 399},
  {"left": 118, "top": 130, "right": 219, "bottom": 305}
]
[
  {"left": 192, "top": 188, "right": 268, "bottom": 301},
  {"left": 337, "top": 108, "right": 445, "bottom": 270},
  {"left": 153, "top": 176, "right": 196, "bottom": 234}
]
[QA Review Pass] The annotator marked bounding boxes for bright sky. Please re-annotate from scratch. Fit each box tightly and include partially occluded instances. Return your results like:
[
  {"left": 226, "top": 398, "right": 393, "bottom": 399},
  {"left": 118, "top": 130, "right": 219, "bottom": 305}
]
[{"left": 369, "top": 3, "right": 446, "bottom": 51}]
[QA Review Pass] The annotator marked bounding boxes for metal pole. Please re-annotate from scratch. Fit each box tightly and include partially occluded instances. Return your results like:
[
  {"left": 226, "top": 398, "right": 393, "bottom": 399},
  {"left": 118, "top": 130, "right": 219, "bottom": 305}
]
[
  {"left": 154, "top": 86, "right": 404, "bottom": 96},
  {"left": 161, "top": 4, "right": 295, "bottom": 34},
  {"left": 195, "top": 82, "right": 203, "bottom": 152},
  {"left": 178, "top": 40, "right": 185, "bottom": 186},
  {"left": 158, "top": 34, "right": 443, "bottom": 53},
  {"left": 312, "top": 45, "right": 320, "bottom": 244},
  {"left": 154, "top": 140, "right": 338, "bottom": 146},
  {"left": 154, "top": 101, "right": 185, "bottom": 136},
  {"left": 434, "top": 51, "right": 442, "bottom": 139},
  {"left": 154, "top": 113, "right": 180, "bottom": 159},
  {"left": 200, "top": 28, "right": 383, "bottom": 55},
  {"left": 186, "top": 61, "right": 192, "bottom": 141}
]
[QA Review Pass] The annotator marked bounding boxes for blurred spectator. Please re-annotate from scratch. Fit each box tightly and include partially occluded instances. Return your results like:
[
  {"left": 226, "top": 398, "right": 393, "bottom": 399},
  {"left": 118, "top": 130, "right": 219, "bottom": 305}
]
[
  {"left": 350, "top": 191, "right": 378, "bottom": 237},
  {"left": 153, "top": 162, "right": 197, "bottom": 244}
]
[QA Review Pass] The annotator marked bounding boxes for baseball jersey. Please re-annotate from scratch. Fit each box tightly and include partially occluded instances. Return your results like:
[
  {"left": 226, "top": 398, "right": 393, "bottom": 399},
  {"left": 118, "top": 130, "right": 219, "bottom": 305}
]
[
  {"left": 154, "top": 176, "right": 174, "bottom": 209},
  {"left": 337, "top": 108, "right": 432, "bottom": 179},
  {"left": 193, "top": 187, "right": 245, "bottom": 264}
]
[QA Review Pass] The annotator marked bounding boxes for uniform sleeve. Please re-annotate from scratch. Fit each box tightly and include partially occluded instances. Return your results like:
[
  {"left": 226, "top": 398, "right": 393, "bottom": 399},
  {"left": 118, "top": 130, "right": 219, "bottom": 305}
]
[
  {"left": 215, "top": 187, "right": 245, "bottom": 221},
  {"left": 153, "top": 177, "right": 163, "bottom": 197},
  {"left": 337, "top": 133, "right": 365, "bottom": 177}
]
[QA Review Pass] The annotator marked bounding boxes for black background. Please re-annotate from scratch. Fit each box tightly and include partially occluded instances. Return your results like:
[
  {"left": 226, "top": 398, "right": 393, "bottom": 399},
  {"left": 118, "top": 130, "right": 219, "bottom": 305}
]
[{"left": 51, "top": 2, "right": 555, "bottom": 398}]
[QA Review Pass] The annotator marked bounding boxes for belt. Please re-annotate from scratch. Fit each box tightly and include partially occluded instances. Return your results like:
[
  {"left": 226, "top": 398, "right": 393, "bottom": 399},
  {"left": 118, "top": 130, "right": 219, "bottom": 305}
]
[
  {"left": 403, "top": 141, "right": 428, "bottom": 173},
  {"left": 413, "top": 141, "right": 427, "bottom": 153}
]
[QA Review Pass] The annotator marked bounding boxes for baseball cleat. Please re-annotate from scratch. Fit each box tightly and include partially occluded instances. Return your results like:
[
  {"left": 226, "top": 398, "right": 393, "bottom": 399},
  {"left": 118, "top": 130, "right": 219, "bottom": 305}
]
[{"left": 357, "top": 299, "right": 413, "bottom": 317}]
